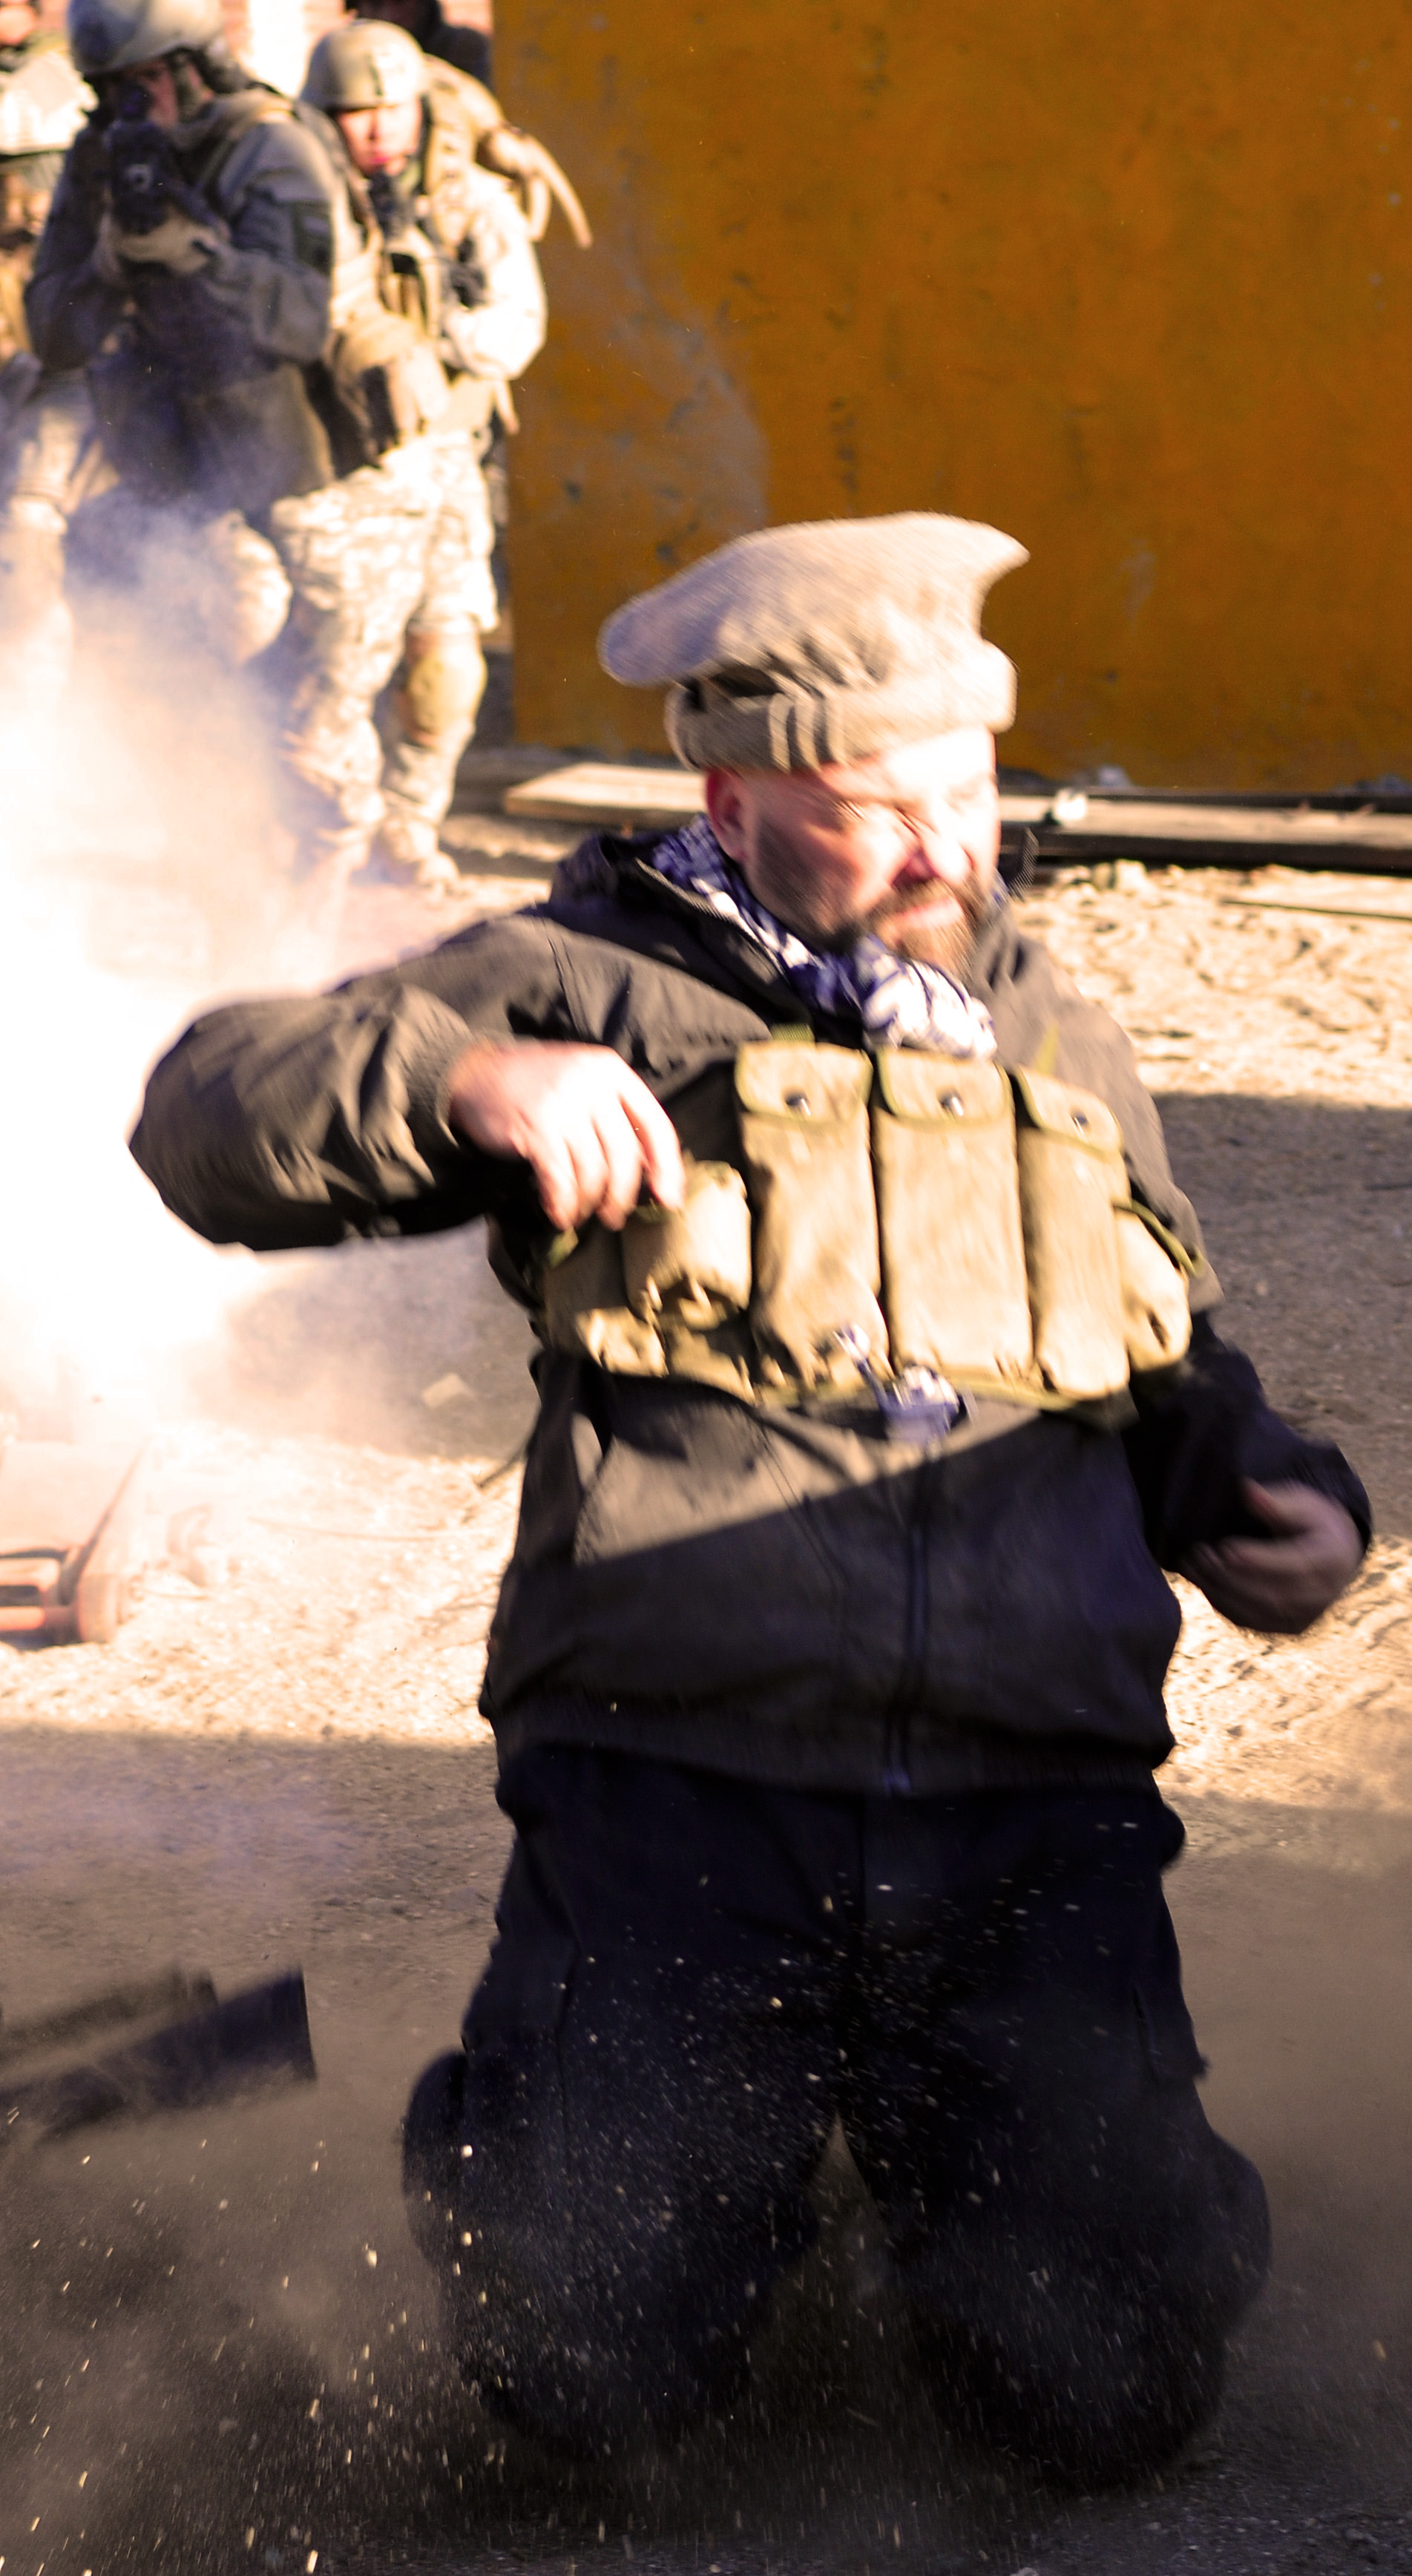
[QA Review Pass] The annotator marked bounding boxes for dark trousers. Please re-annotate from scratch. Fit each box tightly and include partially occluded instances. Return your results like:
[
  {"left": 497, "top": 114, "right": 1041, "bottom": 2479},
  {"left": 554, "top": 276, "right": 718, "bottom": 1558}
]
[{"left": 404, "top": 1748, "right": 1269, "bottom": 2488}]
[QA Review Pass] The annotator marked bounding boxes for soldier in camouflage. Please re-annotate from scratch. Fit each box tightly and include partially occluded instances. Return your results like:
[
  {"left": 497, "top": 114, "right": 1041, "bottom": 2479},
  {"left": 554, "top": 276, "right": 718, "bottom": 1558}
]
[
  {"left": 291, "top": 16, "right": 545, "bottom": 890},
  {"left": 0, "top": 0, "right": 88, "bottom": 380},
  {"left": 11, "top": 4, "right": 551, "bottom": 908},
  {"left": 347, "top": 0, "right": 591, "bottom": 252},
  {"left": 349, "top": 0, "right": 493, "bottom": 97},
  {"left": 0, "top": 1, "right": 93, "bottom": 703},
  {"left": 12, "top": 0, "right": 344, "bottom": 709}
]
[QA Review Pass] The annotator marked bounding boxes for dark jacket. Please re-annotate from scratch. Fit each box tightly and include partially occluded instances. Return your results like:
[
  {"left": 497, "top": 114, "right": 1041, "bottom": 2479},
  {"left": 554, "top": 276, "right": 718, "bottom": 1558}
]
[
  {"left": 130, "top": 836, "right": 1370, "bottom": 1793},
  {"left": 27, "top": 87, "right": 338, "bottom": 518}
]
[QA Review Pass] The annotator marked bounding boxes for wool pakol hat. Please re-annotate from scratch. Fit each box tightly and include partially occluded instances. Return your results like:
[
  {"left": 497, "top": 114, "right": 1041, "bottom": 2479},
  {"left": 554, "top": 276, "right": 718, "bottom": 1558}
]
[{"left": 597, "top": 512, "right": 1028, "bottom": 772}]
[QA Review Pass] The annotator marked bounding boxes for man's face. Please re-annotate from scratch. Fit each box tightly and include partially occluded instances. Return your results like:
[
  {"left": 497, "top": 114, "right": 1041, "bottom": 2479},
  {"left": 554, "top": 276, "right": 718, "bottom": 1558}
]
[
  {"left": 704, "top": 726, "right": 1002, "bottom": 971},
  {"left": 337, "top": 96, "right": 422, "bottom": 175},
  {"left": 124, "top": 57, "right": 181, "bottom": 126},
  {"left": 0, "top": 4, "right": 39, "bottom": 48}
]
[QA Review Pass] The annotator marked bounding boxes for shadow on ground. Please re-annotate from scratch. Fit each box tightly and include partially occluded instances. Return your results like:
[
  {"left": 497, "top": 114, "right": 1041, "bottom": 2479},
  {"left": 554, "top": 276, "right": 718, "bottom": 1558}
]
[{"left": 1152, "top": 1089, "right": 1412, "bottom": 1536}]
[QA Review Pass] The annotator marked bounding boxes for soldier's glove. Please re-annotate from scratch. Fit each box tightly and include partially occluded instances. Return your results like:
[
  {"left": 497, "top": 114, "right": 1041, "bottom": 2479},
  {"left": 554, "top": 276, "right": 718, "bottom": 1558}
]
[
  {"left": 94, "top": 206, "right": 224, "bottom": 281},
  {"left": 477, "top": 123, "right": 592, "bottom": 246}
]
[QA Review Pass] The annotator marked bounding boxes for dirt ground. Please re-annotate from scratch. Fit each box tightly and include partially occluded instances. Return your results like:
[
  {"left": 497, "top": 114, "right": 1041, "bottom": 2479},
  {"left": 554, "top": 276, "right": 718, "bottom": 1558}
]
[{"left": 5, "top": 827, "right": 1412, "bottom": 2576}]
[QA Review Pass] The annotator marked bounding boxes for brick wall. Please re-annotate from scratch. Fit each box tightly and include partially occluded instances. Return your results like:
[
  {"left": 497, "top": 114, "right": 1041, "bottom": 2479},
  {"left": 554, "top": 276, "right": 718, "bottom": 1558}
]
[{"left": 36, "top": 1, "right": 493, "bottom": 88}]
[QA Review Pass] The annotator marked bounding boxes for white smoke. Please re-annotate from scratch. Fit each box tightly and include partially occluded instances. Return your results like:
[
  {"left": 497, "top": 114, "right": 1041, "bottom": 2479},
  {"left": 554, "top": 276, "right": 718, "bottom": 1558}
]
[{"left": 0, "top": 606, "right": 321, "bottom": 1439}]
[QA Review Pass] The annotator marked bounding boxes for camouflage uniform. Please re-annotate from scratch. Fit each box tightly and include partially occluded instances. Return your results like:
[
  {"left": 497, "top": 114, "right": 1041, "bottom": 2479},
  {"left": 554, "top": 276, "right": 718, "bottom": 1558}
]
[
  {"left": 0, "top": 24, "right": 88, "bottom": 378},
  {"left": 283, "top": 33, "right": 545, "bottom": 882},
  {"left": 350, "top": 24, "right": 594, "bottom": 253},
  {"left": 0, "top": 24, "right": 92, "bottom": 700},
  {"left": 268, "top": 424, "right": 496, "bottom": 877}
]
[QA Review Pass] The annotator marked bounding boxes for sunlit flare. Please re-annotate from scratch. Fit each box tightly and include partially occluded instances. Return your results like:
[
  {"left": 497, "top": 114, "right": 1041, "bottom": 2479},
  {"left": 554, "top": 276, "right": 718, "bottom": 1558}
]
[{"left": 0, "top": 658, "right": 335, "bottom": 1433}]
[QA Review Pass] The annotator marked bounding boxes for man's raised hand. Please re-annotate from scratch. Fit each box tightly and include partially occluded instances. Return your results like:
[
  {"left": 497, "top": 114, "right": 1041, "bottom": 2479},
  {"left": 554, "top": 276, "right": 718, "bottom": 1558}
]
[{"left": 447, "top": 1040, "right": 685, "bottom": 1233}]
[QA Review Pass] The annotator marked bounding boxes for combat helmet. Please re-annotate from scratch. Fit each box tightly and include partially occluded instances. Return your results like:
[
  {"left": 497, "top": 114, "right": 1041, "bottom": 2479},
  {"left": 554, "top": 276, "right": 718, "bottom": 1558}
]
[
  {"left": 302, "top": 19, "right": 429, "bottom": 114},
  {"left": 67, "top": 0, "right": 225, "bottom": 82}
]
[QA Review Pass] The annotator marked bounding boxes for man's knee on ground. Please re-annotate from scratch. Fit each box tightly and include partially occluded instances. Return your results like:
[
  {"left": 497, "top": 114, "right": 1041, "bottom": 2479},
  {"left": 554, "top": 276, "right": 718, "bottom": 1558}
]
[
  {"left": 915, "top": 2282, "right": 1231, "bottom": 2489},
  {"left": 907, "top": 2133, "right": 1270, "bottom": 2489},
  {"left": 403, "top": 2045, "right": 755, "bottom": 2454}
]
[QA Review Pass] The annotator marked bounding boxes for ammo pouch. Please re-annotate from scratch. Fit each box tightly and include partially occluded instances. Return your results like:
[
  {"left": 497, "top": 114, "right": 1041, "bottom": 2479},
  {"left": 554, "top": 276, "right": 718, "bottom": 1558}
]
[
  {"left": 534, "top": 1045, "right": 1195, "bottom": 1413},
  {"left": 871, "top": 1053, "right": 1032, "bottom": 1386},
  {"left": 328, "top": 307, "right": 450, "bottom": 460},
  {"left": 539, "top": 1161, "right": 757, "bottom": 1396},
  {"left": 1013, "top": 1067, "right": 1131, "bottom": 1401},
  {"left": 735, "top": 1045, "right": 887, "bottom": 1389}
]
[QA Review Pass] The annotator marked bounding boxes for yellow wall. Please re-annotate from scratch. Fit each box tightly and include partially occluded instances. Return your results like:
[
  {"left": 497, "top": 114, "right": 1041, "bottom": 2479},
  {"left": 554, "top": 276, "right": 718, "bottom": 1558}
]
[{"left": 498, "top": 1, "right": 1412, "bottom": 790}]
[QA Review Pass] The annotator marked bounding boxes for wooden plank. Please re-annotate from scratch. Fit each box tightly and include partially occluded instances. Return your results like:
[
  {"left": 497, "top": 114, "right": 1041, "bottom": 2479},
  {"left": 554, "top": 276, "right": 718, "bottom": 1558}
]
[
  {"left": 500, "top": 766, "right": 1412, "bottom": 873},
  {"left": 505, "top": 763, "right": 706, "bottom": 825},
  {"left": 505, "top": 764, "right": 1057, "bottom": 831},
  {"left": 1047, "top": 799, "right": 1412, "bottom": 851},
  {"left": 1219, "top": 897, "right": 1412, "bottom": 925}
]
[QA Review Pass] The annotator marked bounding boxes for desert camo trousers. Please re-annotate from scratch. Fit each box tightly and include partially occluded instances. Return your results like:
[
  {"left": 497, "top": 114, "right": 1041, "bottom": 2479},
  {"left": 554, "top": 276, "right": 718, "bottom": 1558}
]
[
  {"left": 268, "top": 425, "right": 497, "bottom": 877},
  {"left": 0, "top": 368, "right": 108, "bottom": 709}
]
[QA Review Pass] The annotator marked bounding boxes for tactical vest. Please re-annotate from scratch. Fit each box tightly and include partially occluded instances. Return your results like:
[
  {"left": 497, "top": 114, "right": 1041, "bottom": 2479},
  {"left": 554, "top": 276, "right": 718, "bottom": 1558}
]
[
  {"left": 343, "top": 73, "right": 479, "bottom": 353},
  {"left": 322, "top": 140, "right": 456, "bottom": 462},
  {"left": 535, "top": 1042, "right": 1198, "bottom": 1417},
  {"left": 364, "top": 76, "right": 511, "bottom": 436}
]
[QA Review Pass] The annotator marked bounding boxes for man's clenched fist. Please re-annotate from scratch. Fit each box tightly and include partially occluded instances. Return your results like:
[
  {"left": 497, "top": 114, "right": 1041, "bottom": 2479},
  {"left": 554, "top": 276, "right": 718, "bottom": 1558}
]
[
  {"left": 447, "top": 1040, "right": 685, "bottom": 1233},
  {"left": 1182, "top": 1478, "right": 1364, "bottom": 1634}
]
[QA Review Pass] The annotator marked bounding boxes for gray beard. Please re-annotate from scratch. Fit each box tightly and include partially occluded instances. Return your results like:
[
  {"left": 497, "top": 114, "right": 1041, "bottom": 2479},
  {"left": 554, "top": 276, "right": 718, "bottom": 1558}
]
[{"left": 749, "top": 813, "right": 989, "bottom": 976}]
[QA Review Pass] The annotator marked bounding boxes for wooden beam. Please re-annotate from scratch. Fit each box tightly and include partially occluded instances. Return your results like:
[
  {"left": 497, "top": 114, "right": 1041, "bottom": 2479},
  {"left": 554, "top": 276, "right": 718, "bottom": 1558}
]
[{"left": 501, "top": 766, "right": 1412, "bottom": 874}]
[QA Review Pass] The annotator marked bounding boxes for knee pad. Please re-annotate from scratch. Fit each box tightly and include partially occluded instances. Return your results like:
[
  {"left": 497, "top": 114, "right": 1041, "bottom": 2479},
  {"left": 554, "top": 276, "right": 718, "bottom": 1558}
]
[{"left": 395, "top": 628, "right": 485, "bottom": 747}]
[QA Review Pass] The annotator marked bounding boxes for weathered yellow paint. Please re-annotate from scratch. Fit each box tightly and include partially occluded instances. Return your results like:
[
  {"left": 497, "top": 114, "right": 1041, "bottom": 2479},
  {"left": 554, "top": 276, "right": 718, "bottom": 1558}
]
[{"left": 498, "top": 2, "right": 1412, "bottom": 788}]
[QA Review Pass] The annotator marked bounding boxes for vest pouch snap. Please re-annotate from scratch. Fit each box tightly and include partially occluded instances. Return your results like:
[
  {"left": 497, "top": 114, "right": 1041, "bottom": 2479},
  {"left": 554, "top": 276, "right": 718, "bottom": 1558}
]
[
  {"left": 1013, "top": 1069, "right": 1129, "bottom": 1400},
  {"left": 622, "top": 1161, "right": 752, "bottom": 1328},
  {"left": 871, "top": 1053, "right": 1032, "bottom": 1383},
  {"left": 735, "top": 1043, "right": 887, "bottom": 1389},
  {"left": 1115, "top": 1205, "right": 1192, "bottom": 1374},
  {"left": 539, "top": 1222, "right": 666, "bottom": 1376}
]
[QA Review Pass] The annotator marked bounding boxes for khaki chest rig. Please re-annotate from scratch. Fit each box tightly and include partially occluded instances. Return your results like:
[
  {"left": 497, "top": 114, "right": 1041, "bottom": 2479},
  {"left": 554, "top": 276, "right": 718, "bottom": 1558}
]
[{"left": 536, "top": 1040, "right": 1198, "bottom": 1420}]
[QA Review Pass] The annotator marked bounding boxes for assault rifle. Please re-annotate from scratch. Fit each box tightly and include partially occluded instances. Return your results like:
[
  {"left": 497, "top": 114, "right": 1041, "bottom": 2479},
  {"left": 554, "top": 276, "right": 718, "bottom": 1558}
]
[
  {"left": 104, "top": 80, "right": 211, "bottom": 237},
  {"left": 370, "top": 171, "right": 487, "bottom": 312}
]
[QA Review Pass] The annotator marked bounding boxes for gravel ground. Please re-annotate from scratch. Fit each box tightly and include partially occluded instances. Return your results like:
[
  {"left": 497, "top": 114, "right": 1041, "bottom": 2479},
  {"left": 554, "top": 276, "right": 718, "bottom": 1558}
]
[{"left": 4, "top": 816, "right": 1412, "bottom": 2574}]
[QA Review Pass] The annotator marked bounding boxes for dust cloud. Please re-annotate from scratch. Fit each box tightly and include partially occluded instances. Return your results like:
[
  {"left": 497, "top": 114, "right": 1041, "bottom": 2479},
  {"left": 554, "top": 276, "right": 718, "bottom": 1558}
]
[
  {"left": 0, "top": 600, "right": 306, "bottom": 1443},
  {"left": 0, "top": 568, "right": 529, "bottom": 2571}
]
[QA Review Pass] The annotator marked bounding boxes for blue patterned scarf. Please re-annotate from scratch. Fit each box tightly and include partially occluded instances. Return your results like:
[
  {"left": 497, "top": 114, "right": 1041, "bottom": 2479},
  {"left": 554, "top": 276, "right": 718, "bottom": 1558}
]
[{"left": 651, "top": 816, "right": 996, "bottom": 1060}]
